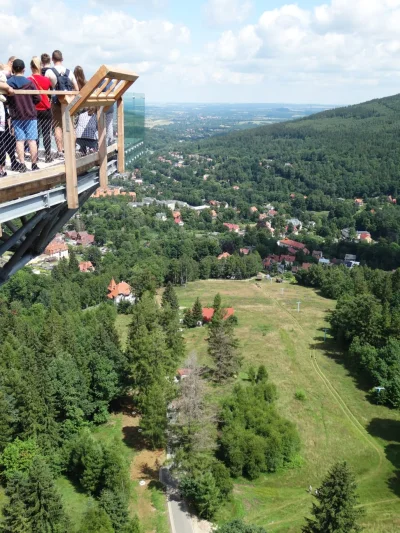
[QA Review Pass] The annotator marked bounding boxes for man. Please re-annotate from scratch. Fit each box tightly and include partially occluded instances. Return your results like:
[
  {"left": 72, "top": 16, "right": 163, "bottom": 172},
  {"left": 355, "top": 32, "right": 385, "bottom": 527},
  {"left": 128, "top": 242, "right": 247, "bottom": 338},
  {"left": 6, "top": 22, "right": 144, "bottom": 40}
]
[
  {"left": 40, "top": 53, "right": 51, "bottom": 76},
  {"left": 45, "top": 50, "right": 78, "bottom": 159},
  {"left": 7, "top": 59, "right": 40, "bottom": 172}
]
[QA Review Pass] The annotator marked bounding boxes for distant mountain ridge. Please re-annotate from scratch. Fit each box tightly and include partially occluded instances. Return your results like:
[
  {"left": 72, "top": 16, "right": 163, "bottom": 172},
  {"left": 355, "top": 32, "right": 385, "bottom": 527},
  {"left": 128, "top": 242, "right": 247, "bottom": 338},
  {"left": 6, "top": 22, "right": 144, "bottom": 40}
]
[{"left": 198, "top": 92, "right": 400, "bottom": 199}]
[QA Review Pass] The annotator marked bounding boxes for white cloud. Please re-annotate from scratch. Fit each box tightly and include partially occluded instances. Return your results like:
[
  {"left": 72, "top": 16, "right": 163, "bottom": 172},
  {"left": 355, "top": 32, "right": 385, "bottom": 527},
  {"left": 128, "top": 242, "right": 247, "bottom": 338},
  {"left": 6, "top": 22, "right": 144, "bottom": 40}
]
[{"left": 204, "top": 0, "right": 252, "bottom": 25}]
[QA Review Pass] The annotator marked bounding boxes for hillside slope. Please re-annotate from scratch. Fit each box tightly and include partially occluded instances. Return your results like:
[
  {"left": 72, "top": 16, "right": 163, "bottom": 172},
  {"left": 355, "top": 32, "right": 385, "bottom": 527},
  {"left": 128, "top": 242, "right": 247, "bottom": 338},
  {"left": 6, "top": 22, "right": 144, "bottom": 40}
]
[{"left": 197, "top": 93, "right": 400, "bottom": 199}]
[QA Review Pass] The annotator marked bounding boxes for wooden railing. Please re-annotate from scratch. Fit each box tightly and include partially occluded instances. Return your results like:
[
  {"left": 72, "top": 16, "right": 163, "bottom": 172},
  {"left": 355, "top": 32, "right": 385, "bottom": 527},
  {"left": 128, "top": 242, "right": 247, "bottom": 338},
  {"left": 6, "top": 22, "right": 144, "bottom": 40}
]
[{"left": 0, "top": 65, "right": 139, "bottom": 208}]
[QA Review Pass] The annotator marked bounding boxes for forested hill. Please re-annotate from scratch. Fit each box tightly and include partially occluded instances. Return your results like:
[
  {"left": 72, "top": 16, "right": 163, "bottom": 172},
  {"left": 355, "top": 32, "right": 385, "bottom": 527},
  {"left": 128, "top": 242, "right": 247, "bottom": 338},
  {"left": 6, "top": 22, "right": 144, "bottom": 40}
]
[{"left": 196, "top": 93, "right": 400, "bottom": 199}]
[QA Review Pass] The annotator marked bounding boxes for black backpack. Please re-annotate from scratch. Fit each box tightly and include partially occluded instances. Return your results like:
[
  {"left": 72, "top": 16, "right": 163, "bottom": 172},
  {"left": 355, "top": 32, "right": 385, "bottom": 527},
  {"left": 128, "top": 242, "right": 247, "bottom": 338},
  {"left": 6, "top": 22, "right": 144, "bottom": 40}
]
[{"left": 51, "top": 67, "right": 74, "bottom": 103}]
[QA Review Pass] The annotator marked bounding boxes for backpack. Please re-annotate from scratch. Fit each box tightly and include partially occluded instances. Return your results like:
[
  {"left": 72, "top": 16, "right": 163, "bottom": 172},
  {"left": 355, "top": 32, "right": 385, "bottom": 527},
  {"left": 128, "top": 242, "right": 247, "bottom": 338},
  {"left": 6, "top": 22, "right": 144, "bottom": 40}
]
[{"left": 51, "top": 67, "right": 74, "bottom": 104}]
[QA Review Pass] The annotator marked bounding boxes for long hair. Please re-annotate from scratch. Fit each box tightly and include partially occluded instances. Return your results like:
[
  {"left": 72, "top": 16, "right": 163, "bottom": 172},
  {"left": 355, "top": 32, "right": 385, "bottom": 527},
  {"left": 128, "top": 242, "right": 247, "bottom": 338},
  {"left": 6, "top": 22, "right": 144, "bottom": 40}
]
[
  {"left": 74, "top": 66, "right": 86, "bottom": 90},
  {"left": 30, "top": 56, "right": 41, "bottom": 73}
]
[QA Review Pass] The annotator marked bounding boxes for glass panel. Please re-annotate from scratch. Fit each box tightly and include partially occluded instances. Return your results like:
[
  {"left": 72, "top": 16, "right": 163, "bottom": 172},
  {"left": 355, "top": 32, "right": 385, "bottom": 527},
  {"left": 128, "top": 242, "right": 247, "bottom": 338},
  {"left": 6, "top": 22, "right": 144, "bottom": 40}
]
[{"left": 124, "top": 92, "right": 145, "bottom": 166}]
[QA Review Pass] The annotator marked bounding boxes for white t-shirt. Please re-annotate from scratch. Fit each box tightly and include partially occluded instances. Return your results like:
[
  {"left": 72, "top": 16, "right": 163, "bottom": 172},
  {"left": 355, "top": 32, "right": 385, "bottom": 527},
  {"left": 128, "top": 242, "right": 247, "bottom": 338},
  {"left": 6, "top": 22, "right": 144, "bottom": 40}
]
[{"left": 45, "top": 65, "right": 78, "bottom": 90}]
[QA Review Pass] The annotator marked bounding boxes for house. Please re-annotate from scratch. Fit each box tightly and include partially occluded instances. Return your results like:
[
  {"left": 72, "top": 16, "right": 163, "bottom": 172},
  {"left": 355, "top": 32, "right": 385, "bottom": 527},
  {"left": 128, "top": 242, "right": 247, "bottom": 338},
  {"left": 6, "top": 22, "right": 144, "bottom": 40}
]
[
  {"left": 172, "top": 211, "right": 181, "bottom": 219},
  {"left": 263, "top": 254, "right": 280, "bottom": 268},
  {"left": 268, "top": 209, "right": 278, "bottom": 217},
  {"left": 240, "top": 248, "right": 251, "bottom": 256},
  {"left": 92, "top": 187, "right": 136, "bottom": 200},
  {"left": 387, "top": 195, "right": 397, "bottom": 205},
  {"left": 278, "top": 239, "right": 309, "bottom": 254},
  {"left": 319, "top": 258, "right": 331, "bottom": 265},
  {"left": 174, "top": 217, "right": 184, "bottom": 226},
  {"left": 176, "top": 368, "right": 192, "bottom": 380},
  {"left": 354, "top": 198, "right": 364, "bottom": 207},
  {"left": 258, "top": 213, "right": 268, "bottom": 221},
  {"left": 223, "top": 223, "right": 240, "bottom": 233},
  {"left": 156, "top": 212, "right": 167, "bottom": 221},
  {"left": 287, "top": 218, "right": 303, "bottom": 231},
  {"left": 344, "top": 254, "right": 357, "bottom": 262},
  {"left": 250, "top": 206, "right": 258, "bottom": 213},
  {"left": 312, "top": 250, "right": 323, "bottom": 260},
  {"left": 301, "top": 263, "right": 313, "bottom": 271},
  {"left": 210, "top": 210, "right": 217, "bottom": 219},
  {"left": 218, "top": 252, "right": 231, "bottom": 260},
  {"left": 209, "top": 200, "right": 221, "bottom": 207},
  {"left": 79, "top": 261, "right": 95, "bottom": 272},
  {"left": 65, "top": 231, "right": 94, "bottom": 247},
  {"left": 107, "top": 278, "right": 135, "bottom": 305},
  {"left": 202, "top": 307, "right": 234, "bottom": 323},
  {"left": 257, "top": 220, "right": 274, "bottom": 234},
  {"left": 279, "top": 255, "right": 296, "bottom": 265},
  {"left": 44, "top": 239, "right": 69, "bottom": 259},
  {"left": 345, "top": 261, "right": 360, "bottom": 269},
  {"left": 232, "top": 186, "right": 240, "bottom": 190},
  {"left": 357, "top": 231, "right": 372, "bottom": 243}
]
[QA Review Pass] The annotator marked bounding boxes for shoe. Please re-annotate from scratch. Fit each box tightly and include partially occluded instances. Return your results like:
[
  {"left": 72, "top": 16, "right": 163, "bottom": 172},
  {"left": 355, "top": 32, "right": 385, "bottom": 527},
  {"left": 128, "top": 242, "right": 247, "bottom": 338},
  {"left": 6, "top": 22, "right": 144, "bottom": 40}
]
[
  {"left": 32, "top": 163, "right": 39, "bottom": 171},
  {"left": 0, "top": 171, "right": 7, "bottom": 178},
  {"left": 56, "top": 152, "right": 64, "bottom": 160},
  {"left": 11, "top": 162, "right": 20, "bottom": 171},
  {"left": 45, "top": 155, "right": 55, "bottom": 163},
  {"left": 18, "top": 164, "right": 28, "bottom": 173}
]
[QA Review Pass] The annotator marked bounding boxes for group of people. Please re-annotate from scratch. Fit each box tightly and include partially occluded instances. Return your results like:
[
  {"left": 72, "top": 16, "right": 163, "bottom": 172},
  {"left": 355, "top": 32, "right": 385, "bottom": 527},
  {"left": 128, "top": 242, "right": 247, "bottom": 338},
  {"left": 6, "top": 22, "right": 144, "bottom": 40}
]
[{"left": 0, "top": 50, "right": 115, "bottom": 177}]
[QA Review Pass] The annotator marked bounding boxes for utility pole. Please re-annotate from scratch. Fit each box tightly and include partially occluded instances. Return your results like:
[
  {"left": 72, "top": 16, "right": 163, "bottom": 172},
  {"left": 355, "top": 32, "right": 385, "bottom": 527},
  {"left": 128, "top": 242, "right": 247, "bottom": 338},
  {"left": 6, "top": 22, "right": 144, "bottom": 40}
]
[{"left": 297, "top": 301, "right": 301, "bottom": 313}]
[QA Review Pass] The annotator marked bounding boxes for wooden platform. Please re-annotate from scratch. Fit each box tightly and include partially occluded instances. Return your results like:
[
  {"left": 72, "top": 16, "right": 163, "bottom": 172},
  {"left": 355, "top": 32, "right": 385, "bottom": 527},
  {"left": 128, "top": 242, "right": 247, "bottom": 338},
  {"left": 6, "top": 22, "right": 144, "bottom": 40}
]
[{"left": 0, "top": 143, "right": 118, "bottom": 203}]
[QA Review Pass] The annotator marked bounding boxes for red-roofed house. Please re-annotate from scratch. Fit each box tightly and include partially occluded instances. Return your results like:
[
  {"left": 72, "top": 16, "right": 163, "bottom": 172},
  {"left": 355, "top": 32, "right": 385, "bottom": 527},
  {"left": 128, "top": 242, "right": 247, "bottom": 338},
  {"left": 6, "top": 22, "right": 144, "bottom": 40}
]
[
  {"left": 357, "top": 231, "right": 372, "bottom": 243},
  {"left": 218, "top": 252, "right": 231, "bottom": 260},
  {"left": 107, "top": 279, "right": 135, "bottom": 305},
  {"left": 301, "top": 263, "right": 313, "bottom": 271},
  {"left": 223, "top": 223, "right": 240, "bottom": 233},
  {"left": 279, "top": 255, "right": 296, "bottom": 265},
  {"left": 250, "top": 206, "right": 258, "bottom": 213},
  {"left": 263, "top": 254, "right": 280, "bottom": 268},
  {"left": 259, "top": 213, "right": 268, "bottom": 221},
  {"left": 44, "top": 239, "right": 69, "bottom": 259},
  {"left": 354, "top": 198, "right": 364, "bottom": 207},
  {"left": 176, "top": 368, "right": 192, "bottom": 380},
  {"left": 278, "top": 239, "right": 309, "bottom": 254},
  {"left": 174, "top": 217, "right": 184, "bottom": 226},
  {"left": 79, "top": 261, "right": 95, "bottom": 273},
  {"left": 240, "top": 248, "right": 251, "bottom": 255},
  {"left": 202, "top": 307, "right": 234, "bottom": 323},
  {"left": 268, "top": 209, "right": 278, "bottom": 217}
]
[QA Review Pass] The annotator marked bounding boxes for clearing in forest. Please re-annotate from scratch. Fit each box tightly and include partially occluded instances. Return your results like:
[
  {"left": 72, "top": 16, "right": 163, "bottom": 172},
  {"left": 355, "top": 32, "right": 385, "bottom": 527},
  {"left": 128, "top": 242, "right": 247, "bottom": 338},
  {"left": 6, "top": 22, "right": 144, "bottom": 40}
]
[{"left": 172, "top": 279, "right": 400, "bottom": 533}]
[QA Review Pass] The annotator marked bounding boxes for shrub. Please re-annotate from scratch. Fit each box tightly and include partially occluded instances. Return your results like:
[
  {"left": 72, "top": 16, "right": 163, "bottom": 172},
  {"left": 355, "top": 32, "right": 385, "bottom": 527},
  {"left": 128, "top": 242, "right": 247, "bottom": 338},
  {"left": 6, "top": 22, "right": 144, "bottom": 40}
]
[{"left": 295, "top": 389, "right": 307, "bottom": 401}]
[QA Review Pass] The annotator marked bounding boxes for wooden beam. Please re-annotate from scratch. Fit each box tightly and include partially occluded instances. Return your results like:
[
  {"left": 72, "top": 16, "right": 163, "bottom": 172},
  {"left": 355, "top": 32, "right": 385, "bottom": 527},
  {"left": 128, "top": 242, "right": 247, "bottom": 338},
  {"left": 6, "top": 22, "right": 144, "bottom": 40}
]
[
  {"left": 61, "top": 104, "right": 78, "bottom": 209},
  {"left": 104, "top": 79, "right": 119, "bottom": 97},
  {"left": 69, "top": 64, "right": 109, "bottom": 115},
  {"left": 85, "top": 98, "right": 116, "bottom": 107},
  {"left": 97, "top": 108, "right": 108, "bottom": 189},
  {"left": 103, "top": 66, "right": 139, "bottom": 82},
  {"left": 93, "top": 78, "right": 110, "bottom": 97},
  {"left": 117, "top": 98, "right": 125, "bottom": 173},
  {"left": 114, "top": 80, "right": 135, "bottom": 101}
]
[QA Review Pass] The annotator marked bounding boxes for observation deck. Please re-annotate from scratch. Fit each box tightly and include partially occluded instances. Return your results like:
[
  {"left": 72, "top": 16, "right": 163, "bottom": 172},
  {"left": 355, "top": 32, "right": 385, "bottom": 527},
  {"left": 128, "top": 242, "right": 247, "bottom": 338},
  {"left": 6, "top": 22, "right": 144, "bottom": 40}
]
[{"left": 0, "top": 65, "right": 144, "bottom": 285}]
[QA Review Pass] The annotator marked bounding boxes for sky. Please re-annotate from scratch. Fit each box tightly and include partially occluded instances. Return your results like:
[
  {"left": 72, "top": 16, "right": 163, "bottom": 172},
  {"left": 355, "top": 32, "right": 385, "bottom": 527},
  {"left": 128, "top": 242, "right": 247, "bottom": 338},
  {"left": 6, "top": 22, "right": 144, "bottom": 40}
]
[{"left": 2, "top": 0, "right": 400, "bottom": 104}]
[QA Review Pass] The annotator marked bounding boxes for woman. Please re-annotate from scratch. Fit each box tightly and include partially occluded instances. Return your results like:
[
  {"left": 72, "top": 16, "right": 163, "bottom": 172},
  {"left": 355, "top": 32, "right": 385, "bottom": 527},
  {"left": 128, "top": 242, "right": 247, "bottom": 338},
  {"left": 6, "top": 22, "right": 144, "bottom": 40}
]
[
  {"left": 74, "top": 66, "right": 86, "bottom": 91},
  {"left": 28, "top": 56, "right": 53, "bottom": 163}
]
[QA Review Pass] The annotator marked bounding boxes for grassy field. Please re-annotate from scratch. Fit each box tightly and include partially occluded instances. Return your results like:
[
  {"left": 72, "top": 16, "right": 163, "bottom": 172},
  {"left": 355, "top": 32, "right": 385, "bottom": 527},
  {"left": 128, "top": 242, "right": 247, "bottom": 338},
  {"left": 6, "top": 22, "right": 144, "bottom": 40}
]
[{"left": 168, "top": 279, "right": 400, "bottom": 533}]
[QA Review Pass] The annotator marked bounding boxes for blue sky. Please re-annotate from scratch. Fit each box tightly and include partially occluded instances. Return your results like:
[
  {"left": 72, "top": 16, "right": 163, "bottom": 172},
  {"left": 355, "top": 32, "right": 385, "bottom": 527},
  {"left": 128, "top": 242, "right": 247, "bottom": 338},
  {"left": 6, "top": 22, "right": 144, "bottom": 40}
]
[{"left": 2, "top": 0, "right": 400, "bottom": 104}]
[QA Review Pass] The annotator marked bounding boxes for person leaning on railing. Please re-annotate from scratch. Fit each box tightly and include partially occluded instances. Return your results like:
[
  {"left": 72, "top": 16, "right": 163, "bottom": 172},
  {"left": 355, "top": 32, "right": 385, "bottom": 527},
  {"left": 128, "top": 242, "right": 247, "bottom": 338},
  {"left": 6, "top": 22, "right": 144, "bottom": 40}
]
[
  {"left": 28, "top": 57, "right": 53, "bottom": 163},
  {"left": 0, "top": 79, "right": 14, "bottom": 177},
  {"left": 44, "top": 50, "right": 79, "bottom": 160},
  {"left": 6, "top": 59, "right": 41, "bottom": 173}
]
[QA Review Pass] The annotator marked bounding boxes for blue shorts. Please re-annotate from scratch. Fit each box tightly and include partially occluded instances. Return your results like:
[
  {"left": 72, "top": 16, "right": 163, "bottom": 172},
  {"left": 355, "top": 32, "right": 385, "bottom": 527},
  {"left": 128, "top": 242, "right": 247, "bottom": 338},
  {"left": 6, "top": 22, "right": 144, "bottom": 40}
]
[{"left": 13, "top": 119, "right": 38, "bottom": 141}]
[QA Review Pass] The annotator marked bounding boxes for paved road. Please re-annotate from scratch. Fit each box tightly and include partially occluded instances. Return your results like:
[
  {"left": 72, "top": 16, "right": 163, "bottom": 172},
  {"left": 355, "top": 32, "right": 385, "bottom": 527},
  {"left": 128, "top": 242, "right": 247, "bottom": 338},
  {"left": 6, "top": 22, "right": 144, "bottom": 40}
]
[{"left": 160, "top": 467, "right": 194, "bottom": 533}]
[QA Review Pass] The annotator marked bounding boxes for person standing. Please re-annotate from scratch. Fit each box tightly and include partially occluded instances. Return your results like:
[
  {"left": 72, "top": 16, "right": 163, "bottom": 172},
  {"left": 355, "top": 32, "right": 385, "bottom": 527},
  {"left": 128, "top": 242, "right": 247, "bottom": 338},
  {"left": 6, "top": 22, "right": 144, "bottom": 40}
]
[
  {"left": 0, "top": 80, "right": 14, "bottom": 177},
  {"left": 40, "top": 53, "right": 51, "bottom": 76},
  {"left": 45, "top": 50, "right": 78, "bottom": 159},
  {"left": 7, "top": 59, "right": 40, "bottom": 172},
  {"left": 4, "top": 56, "right": 16, "bottom": 79},
  {"left": 28, "top": 57, "right": 53, "bottom": 163}
]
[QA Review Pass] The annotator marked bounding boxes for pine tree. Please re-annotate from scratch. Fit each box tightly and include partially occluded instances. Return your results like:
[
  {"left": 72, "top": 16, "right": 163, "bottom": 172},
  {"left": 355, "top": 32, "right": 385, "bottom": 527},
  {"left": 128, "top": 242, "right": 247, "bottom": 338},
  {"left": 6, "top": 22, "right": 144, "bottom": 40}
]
[
  {"left": 68, "top": 248, "right": 80, "bottom": 274},
  {"left": 208, "top": 317, "right": 241, "bottom": 382},
  {"left": 24, "top": 457, "right": 67, "bottom": 533},
  {"left": 1, "top": 474, "right": 31, "bottom": 533},
  {"left": 79, "top": 503, "right": 114, "bottom": 533},
  {"left": 213, "top": 293, "right": 222, "bottom": 312},
  {"left": 257, "top": 365, "right": 268, "bottom": 383},
  {"left": 99, "top": 489, "right": 129, "bottom": 532},
  {"left": 302, "top": 462, "right": 363, "bottom": 533},
  {"left": 192, "top": 297, "right": 203, "bottom": 324},
  {"left": 162, "top": 282, "right": 179, "bottom": 310},
  {"left": 140, "top": 382, "right": 168, "bottom": 449}
]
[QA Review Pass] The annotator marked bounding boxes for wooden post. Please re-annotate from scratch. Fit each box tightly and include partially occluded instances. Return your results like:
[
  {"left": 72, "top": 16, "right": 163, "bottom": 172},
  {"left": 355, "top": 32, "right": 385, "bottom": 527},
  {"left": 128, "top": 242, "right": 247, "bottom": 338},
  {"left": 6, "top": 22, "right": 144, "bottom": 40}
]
[
  {"left": 61, "top": 103, "right": 78, "bottom": 209},
  {"left": 117, "top": 98, "right": 125, "bottom": 173},
  {"left": 97, "top": 107, "right": 108, "bottom": 188}
]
